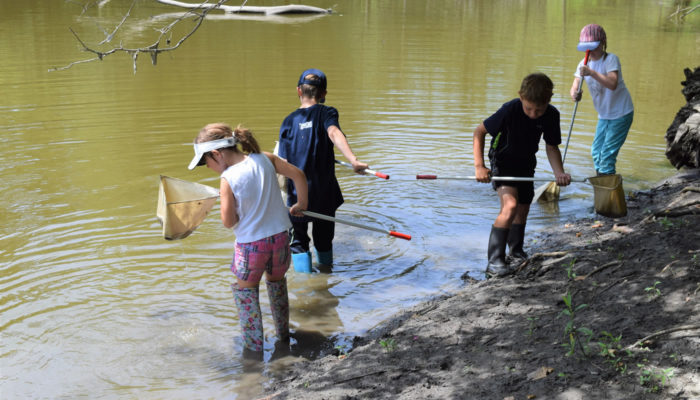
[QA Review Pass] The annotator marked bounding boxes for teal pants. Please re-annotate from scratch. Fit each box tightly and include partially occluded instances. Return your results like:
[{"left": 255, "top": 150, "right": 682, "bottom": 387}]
[{"left": 591, "top": 111, "right": 633, "bottom": 175}]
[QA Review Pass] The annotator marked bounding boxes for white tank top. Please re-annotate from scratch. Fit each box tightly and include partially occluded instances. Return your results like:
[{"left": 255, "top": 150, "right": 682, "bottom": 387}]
[{"left": 221, "top": 153, "right": 291, "bottom": 243}]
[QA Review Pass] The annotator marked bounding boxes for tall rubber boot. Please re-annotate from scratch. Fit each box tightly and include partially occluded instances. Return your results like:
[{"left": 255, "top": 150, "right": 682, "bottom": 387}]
[
  {"left": 292, "top": 251, "right": 312, "bottom": 273},
  {"left": 485, "top": 226, "right": 511, "bottom": 278},
  {"left": 266, "top": 278, "right": 290, "bottom": 342},
  {"left": 507, "top": 223, "right": 528, "bottom": 261},
  {"left": 231, "top": 283, "right": 264, "bottom": 352},
  {"left": 314, "top": 248, "right": 333, "bottom": 266}
]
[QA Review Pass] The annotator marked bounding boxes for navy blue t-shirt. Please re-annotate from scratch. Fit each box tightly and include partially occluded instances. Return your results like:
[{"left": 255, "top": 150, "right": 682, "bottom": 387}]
[
  {"left": 483, "top": 98, "right": 561, "bottom": 175},
  {"left": 278, "top": 104, "right": 344, "bottom": 213}
]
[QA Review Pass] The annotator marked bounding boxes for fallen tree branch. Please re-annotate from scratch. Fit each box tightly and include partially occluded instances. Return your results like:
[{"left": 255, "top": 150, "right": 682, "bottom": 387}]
[
  {"left": 51, "top": 0, "right": 228, "bottom": 72},
  {"left": 641, "top": 202, "right": 700, "bottom": 223},
  {"left": 98, "top": 0, "right": 136, "bottom": 44},
  {"left": 516, "top": 252, "right": 572, "bottom": 275},
  {"left": 333, "top": 369, "right": 388, "bottom": 384},
  {"left": 582, "top": 260, "right": 622, "bottom": 280},
  {"left": 593, "top": 273, "right": 635, "bottom": 298},
  {"left": 624, "top": 324, "right": 700, "bottom": 350},
  {"left": 156, "top": 0, "right": 331, "bottom": 14},
  {"left": 54, "top": 0, "right": 332, "bottom": 72},
  {"left": 530, "top": 251, "right": 569, "bottom": 259},
  {"left": 669, "top": 4, "right": 700, "bottom": 20}
]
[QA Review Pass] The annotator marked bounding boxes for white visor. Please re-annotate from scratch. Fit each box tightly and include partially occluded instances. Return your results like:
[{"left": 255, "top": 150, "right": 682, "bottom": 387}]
[
  {"left": 187, "top": 138, "right": 238, "bottom": 170},
  {"left": 577, "top": 41, "right": 599, "bottom": 51}
]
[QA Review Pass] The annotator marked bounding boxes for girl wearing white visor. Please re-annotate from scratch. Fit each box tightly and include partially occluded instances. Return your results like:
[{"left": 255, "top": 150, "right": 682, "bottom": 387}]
[{"left": 189, "top": 123, "right": 308, "bottom": 353}]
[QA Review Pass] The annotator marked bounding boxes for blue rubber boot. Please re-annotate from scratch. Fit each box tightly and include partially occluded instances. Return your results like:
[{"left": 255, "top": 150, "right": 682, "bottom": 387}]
[
  {"left": 314, "top": 248, "right": 333, "bottom": 266},
  {"left": 292, "top": 251, "right": 312, "bottom": 273}
]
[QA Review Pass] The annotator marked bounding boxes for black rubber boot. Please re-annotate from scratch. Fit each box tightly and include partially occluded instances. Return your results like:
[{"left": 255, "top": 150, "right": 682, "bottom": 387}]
[
  {"left": 485, "top": 226, "right": 511, "bottom": 278},
  {"left": 507, "top": 223, "right": 528, "bottom": 261}
]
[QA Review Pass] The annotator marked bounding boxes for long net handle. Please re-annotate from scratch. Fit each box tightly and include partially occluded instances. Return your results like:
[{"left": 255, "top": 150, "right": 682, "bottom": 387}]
[
  {"left": 563, "top": 50, "right": 591, "bottom": 164},
  {"left": 302, "top": 211, "right": 411, "bottom": 240},
  {"left": 335, "top": 160, "right": 390, "bottom": 180}
]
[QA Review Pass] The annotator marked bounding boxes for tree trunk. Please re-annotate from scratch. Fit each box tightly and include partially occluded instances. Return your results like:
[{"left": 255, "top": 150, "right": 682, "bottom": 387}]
[{"left": 665, "top": 67, "right": 700, "bottom": 169}]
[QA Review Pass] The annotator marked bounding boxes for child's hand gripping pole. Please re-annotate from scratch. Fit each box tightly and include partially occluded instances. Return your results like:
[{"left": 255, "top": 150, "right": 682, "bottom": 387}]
[
  {"left": 335, "top": 160, "right": 390, "bottom": 180},
  {"left": 302, "top": 211, "right": 411, "bottom": 240},
  {"left": 564, "top": 49, "right": 591, "bottom": 163}
]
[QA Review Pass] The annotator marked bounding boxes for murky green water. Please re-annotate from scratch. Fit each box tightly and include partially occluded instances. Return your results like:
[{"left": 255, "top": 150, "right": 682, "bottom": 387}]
[{"left": 1, "top": 0, "right": 697, "bottom": 398}]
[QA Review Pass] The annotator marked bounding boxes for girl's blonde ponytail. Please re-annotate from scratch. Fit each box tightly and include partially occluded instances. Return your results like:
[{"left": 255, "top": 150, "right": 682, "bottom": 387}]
[{"left": 233, "top": 124, "right": 260, "bottom": 154}]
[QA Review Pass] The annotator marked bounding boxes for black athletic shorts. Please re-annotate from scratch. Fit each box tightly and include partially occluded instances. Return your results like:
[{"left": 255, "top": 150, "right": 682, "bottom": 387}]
[{"left": 491, "top": 164, "right": 535, "bottom": 204}]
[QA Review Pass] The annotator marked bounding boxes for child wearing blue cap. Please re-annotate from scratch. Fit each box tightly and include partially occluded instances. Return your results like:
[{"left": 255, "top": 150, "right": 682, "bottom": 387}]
[
  {"left": 277, "top": 68, "right": 369, "bottom": 272},
  {"left": 570, "top": 24, "right": 634, "bottom": 176}
]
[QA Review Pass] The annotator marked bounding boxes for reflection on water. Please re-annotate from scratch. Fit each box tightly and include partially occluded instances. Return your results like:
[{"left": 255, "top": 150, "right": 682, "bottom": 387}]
[{"left": 1, "top": 0, "right": 697, "bottom": 398}]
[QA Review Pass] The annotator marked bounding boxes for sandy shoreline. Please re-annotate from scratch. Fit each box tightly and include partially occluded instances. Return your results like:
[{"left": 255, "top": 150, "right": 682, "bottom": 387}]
[{"left": 262, "top": 169, "right": 699, "bottom": 400}]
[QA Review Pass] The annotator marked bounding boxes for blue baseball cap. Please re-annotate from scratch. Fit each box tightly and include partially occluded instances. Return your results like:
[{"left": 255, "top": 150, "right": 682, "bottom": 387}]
[{"left": 297, "top": 68, "right": 327, "bottom": 91}]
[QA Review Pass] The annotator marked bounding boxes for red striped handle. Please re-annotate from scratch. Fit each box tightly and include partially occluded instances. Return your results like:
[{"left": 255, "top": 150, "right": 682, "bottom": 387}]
[
  {"left": 416, "top": 174, "right": 437, "bottom": 179},
  {"left": 373, "top": 171, "right": 390, "bottom": 180},
  {"left": 336, "top": 160, "right": 389, "bottom": 180}
]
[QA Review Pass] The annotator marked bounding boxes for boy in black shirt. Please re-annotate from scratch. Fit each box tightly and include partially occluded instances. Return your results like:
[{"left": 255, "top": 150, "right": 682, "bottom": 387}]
[{"left": 473, "top": 73, "right": 571, "bottom": 278}]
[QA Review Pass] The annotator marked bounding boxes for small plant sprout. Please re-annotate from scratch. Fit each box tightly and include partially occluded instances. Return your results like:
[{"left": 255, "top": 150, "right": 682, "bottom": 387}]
[
  {"left": 639, "top": 367, "right": 674, "bottom": 393},
  {"left": 526, "top": 316, "right": 539, "bottom": 337},
  {"left": 335, "top": 344, "right": 348, "bottom": 359},
  {"left": 658, "top": 217, "right": 674, "bottom": 229},
  {"left": 645, "top": 281, "right": 662, "bottom": 298},
  {"left": 564, "top": 258, "right": 577, "bottom": 280},
  {"left": 559, "top": 291, "right": 593, "bottom": 357},
  {"left": 379, "top": 337, "right": 397, "bottom": 352},
  {"left": 597, "top": 331, "right": 630, "bottom": 373}
]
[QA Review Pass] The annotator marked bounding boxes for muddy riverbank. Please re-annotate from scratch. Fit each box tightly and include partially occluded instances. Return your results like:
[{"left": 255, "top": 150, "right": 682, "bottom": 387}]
[{"left": 263, "top": 169, "right": 699, "bottom": 400}]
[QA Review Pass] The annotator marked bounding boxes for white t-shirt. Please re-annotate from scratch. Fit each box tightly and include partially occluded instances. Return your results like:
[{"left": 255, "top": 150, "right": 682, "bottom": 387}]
[
  {"left": 221, "top": 153, "right": 291, "bottom": 243},
  {"left": 575, "top": 53, "right": 634, "bottom": 120}
]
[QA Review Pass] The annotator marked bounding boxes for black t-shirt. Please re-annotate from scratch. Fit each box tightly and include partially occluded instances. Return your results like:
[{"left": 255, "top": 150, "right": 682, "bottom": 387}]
[
  {"left": 483, "top": 98, "right": 561, "bottom": 175},
  {"left": 278, "top": 104, "right": 344, "bottom": 213}
]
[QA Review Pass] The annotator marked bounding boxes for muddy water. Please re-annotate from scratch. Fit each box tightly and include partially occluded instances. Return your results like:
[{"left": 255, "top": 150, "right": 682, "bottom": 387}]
[{"left": 1, "top": 0, "right": 697, "bottom": 398}]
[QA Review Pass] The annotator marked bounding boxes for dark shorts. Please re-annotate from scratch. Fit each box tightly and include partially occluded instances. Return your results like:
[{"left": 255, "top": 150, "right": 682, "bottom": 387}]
[
  {"left": 490, "top": 164, "right": 535, "bottom": 204},
  {"left": 492, "top": 180, "right": 535, "bottom": 204}
]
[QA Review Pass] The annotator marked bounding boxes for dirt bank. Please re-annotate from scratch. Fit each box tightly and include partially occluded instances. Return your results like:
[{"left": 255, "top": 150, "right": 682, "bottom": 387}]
[{"left": 262, "top": 169, "right": 699, "bottom": 400}]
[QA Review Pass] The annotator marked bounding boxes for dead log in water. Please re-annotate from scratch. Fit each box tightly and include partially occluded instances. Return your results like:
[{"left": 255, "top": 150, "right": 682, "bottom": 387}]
[{"left": 156, "top": 0, "right": 332, "bottom": 15}]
